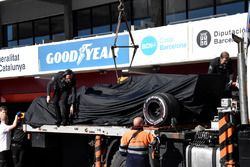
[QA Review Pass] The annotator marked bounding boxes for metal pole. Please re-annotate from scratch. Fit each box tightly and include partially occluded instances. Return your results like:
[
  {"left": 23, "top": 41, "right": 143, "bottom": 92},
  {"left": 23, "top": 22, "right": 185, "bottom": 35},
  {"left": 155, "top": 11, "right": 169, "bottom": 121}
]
[
  {"left": 218, "top": 111, "right": 236, "bottom": 167},
  {"left": 64, "top": 0, "right": 73, "bottom": 40},
  {"left": 232, "top": 34, "right": 249, "bottom": 125},
  {"left": 95, "top": 135, "right": 102, "bottom": 167}
]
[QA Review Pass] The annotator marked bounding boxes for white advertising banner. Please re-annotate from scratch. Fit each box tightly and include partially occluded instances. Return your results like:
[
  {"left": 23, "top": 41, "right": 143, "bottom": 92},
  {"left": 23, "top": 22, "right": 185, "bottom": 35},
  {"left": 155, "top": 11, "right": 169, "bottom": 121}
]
[
  {"left": 132, "top": 23, "right": 189, "bottom": 66},
  {"left": 0, "top": 46, "right": 39, "bottom": 78},
  {"left": 0, "top": 13, "right": 248, "bottom": 79},
  {"left": 190, "top": 13, "right": 247, "bottom": 61}
]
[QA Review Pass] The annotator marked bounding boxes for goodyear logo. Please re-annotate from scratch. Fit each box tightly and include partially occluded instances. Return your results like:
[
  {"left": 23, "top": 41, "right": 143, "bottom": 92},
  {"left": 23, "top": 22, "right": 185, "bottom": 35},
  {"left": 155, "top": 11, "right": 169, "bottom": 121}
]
[
  {"left": 38, "top": 35, "right": 129, "bottom": 71},
  {"left": 45, "top": 43, "right": 116, "bottom": 65}
]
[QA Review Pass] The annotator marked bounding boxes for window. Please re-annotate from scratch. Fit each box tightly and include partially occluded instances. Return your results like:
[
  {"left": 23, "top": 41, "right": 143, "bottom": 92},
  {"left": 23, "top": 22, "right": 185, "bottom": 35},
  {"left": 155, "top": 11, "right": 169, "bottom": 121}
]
[
  {"left": 188, "top": 0, "right": 214, "bottom": 19},
  {"left": 111, "top": 1, "right": 132, "bottom": 32},
  {"left": 34, "top": 18, "right": 50, "bottom": 44},
  {"left": 92, "top": 5, "right": 111, "bottom": 34},
  {"left": 19, "top": 21, "right": 33, "bottom": 46},
  {"left": 217, "top": 0, "right": 241, "bottom": 5},
  {"left": 216, "top": 0, "right": 244, "bottom": 15},
  {"left": 111, "top": 2, "right": 125, "bottom": 32},
  {"left": 51, "top": 15, "right": 64, "bottom": 40},
  {"left": 133, "top": 0, "right": 150, "bottom": 28},
  {"left": 7, "top": 24, "right": 18, "bottom": 47},
  {"left": 165, "top": 0, "right": 187, "bottom": 24},
  {"left": 76, "top": 9, "right": 91, "bottom": 37}
]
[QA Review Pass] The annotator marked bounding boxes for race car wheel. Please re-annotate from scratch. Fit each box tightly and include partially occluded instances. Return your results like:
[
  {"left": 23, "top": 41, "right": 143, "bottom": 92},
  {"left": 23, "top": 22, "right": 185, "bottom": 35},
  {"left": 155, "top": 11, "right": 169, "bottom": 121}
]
[{"left": 143, "top": 93, "right": 180, "bottom": 126}]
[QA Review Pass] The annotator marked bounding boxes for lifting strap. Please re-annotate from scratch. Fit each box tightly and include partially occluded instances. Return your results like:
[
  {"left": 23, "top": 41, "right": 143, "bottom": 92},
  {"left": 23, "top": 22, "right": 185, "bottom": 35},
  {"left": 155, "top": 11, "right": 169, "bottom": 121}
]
[{"left": 111, "top": 0, "right": 139, "bottom": 83}]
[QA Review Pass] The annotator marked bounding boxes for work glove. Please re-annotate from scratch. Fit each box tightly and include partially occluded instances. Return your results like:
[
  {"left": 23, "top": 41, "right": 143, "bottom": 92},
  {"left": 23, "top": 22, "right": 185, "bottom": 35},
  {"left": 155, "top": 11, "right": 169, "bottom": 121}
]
[
  {"left": 46, "top": 96, "right": 50, "bottom": 103},
  {"left": 70, "top": 104, "right": 74, "bottom": 115}
]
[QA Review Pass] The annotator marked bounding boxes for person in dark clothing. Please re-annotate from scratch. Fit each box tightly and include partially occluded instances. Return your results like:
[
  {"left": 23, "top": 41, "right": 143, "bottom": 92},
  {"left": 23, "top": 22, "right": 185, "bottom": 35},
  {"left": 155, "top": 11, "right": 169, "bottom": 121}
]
[
  {"left": 11, "top": 118, "right": 30, "bottom": 167},
  {"left": 208, "top": 51, "right": 236, "bottom": 97},
  {"left": 46, "top": 69, "right": 76, "bottom": 126}
]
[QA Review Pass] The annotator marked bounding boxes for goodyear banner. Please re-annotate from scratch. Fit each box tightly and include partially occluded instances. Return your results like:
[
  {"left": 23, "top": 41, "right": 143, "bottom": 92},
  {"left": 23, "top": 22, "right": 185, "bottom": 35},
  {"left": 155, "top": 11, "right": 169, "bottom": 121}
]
[
  {"left": 132, "top": 23, "right": 189, "bottom": 66},
  {"left": 38, "top": 34, "right": 129, "bottom": 72}
]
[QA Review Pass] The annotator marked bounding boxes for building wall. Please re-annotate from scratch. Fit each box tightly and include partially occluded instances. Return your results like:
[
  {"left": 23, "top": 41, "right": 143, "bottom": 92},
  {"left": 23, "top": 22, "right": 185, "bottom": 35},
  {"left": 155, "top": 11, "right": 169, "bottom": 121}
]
[
  {"left": 72, "top": 0, "right": 116, "bottom": 10},
  {"left": 0, "top": 0, "right": 63, "bottom": 24},
  {"left": 1, "top": 0, "right": 245, "bottom": 49},
  {"left": 0, "top": 0, "right": 117, "bottom": 25}
]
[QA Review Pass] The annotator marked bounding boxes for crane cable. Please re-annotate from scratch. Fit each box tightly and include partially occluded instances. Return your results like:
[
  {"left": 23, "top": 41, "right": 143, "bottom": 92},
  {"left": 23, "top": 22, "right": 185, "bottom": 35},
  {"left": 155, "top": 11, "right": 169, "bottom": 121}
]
[{"left": 111, "top": 0, "right": 139, "bottom": 83}]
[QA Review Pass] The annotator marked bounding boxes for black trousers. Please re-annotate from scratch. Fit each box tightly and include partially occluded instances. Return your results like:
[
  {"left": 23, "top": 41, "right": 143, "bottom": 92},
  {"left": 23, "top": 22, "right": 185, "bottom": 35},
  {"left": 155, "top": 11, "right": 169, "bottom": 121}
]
[
  {"left": 0, "top": 150, "right": 14, "bottom": 167},
  {"left": 126, "top": 154, "right": 150, "bottom": 167},
  {"left": 11, "top": 144, "right": 26, "bottom": 167},
  {"left": 52, "top": 90, "right": 69, "bottom": 124}
]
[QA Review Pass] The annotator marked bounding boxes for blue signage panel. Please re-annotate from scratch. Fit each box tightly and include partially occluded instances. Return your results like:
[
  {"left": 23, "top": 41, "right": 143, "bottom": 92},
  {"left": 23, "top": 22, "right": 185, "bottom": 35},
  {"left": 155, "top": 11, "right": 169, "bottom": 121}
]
[{"left": 38, "top": 35, "right": 129, "bottom": 71}]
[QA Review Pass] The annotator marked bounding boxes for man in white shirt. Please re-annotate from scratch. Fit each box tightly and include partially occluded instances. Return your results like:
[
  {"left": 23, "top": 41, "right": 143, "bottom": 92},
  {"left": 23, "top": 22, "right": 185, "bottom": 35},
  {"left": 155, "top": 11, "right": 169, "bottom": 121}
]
[{"left": 0, "top": 106, "right": 19, "bottom": 167}]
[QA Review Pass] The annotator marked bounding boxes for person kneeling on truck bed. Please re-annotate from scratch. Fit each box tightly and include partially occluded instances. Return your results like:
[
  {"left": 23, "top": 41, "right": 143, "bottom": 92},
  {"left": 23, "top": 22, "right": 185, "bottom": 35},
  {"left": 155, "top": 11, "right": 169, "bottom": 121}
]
[{"left": 46, "top": 69, "right": 76, "bottom": 126}]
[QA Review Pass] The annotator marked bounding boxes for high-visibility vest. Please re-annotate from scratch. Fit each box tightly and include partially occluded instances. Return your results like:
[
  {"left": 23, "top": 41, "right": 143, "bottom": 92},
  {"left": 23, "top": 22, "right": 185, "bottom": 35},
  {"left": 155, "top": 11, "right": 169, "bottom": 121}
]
[{"left": 119, "top": 129, "right": 155, "bottom": 155}]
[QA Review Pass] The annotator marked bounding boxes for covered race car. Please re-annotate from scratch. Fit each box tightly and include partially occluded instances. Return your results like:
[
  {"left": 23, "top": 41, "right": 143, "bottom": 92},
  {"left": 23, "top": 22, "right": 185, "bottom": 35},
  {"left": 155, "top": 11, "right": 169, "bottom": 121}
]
[{"left": 24, "top": 73, "right": 225, "bottom": 127}]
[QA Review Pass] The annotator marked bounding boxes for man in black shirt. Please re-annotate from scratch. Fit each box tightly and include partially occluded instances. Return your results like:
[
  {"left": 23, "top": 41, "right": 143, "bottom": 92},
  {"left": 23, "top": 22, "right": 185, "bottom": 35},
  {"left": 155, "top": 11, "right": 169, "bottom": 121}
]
[
  {"left": 46, "top": 69, "right": 76, "bottom": 126},
  {"left": 11, "top": 119, "right": 30, "bottom": 167},
  {"left": 208, "top": 51, "right": 236, "bottom": 97}
]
